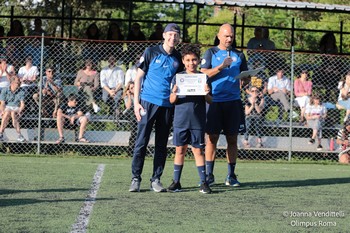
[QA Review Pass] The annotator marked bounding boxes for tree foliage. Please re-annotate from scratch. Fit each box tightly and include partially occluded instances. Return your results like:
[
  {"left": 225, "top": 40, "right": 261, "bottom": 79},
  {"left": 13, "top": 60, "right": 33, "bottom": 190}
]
[{"left": 0, "top": 0, "right": 349, "bottom": 52}]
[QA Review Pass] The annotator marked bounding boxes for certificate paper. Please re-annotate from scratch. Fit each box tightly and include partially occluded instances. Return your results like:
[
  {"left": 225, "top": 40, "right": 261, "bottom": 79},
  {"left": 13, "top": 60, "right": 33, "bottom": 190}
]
[{"left": 175, "top": 73, "right": 207, "bottom": 96}]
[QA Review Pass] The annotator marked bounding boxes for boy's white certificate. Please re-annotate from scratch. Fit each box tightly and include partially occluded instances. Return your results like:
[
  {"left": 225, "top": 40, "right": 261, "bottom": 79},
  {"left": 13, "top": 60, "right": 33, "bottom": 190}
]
[{"left": 175, "top": 73, "right": 207, "bottom": 96}]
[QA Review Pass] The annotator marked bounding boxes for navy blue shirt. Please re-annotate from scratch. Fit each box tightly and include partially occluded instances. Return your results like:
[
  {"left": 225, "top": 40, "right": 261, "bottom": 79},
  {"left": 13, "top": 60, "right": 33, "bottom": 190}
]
[
  {"left": 171, "top": 71, "right": 207, "bottom": 129},
  {"left": 139, "top": 45, "right": 183, "bottom": 107},
  {"left": 201, "top": 47, "right": 247, "bottom": 102}
]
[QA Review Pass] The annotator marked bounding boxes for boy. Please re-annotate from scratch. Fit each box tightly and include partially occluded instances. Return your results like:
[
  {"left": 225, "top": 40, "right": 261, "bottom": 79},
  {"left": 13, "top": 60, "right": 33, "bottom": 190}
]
[
  {"left": 167, "top": 44, "right": 212, "bottom": 194},
  {"left": 55, "top": 94, "right": 89, "bottom": 144},
  {"left": 0, "top": 76, "right": 26, "bottom": 142}
]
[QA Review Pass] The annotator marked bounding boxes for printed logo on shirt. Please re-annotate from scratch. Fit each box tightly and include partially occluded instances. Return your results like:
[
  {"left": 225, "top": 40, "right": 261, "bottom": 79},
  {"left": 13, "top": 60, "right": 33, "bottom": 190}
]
[
  {"left": 155, "top": 59, "right": 161, "bottom": 63},
  {"left": 173, "top": 61, "right": 179, "bottom": 69},
  {"left": 140, "top": 56, "right": 145, "bottom": 64},
  {"left": 201, "top": 59, "right": 206, "bottom": 65}
]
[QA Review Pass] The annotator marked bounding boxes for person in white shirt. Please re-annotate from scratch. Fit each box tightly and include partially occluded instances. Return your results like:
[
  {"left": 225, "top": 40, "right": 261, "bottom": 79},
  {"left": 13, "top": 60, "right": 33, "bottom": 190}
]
[
  {"left": 17, "top": 56, "right": 39, "bottom": 113},
  {"left": 0, "top": 55, "right": 15, "bottom": 91},
  {"left": 336, "top": 71, "right": 350, "bottom": 122},
  {"left": 267, "top": 68, "right": 293, "bottom": 121},
  {"left": 100, "top": 56, "right": 125, "bottom": 118},
  {"left": 124, "top": 55, "right": 141, "bottom": 86}
]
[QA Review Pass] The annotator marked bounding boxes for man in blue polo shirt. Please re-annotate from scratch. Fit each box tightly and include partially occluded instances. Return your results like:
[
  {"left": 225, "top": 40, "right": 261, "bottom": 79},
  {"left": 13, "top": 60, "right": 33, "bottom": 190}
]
[
  {"left": 201, "top": 23, "right": 248, "bottom": 187},
  {"left": 129, "top": 23, "right": 184, "bottom": 192}
]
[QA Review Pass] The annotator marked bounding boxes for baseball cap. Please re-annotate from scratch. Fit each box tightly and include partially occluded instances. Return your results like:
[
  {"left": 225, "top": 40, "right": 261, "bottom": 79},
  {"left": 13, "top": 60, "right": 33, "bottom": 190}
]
[{"left": 164, "top": 23, "right": 180, "bottom": 34}]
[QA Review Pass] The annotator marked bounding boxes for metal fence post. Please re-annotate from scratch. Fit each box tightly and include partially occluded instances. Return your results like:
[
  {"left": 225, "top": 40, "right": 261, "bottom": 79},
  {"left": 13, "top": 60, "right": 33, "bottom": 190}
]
[
  {"left": 36, "top": 34, "right": 45, "bottom": 155},
  {"left": 288, "top": 47, "right": 295, "bottom": 161}
]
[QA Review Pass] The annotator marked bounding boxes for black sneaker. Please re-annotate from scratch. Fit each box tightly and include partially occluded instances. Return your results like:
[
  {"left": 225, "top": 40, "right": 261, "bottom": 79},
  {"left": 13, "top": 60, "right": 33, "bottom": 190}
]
[
  {"left": 199, "top": 182, "right": 212, "bottom": 194},
  {"left": 167, "top": 180, "right": 182, "bottom": 192},
  {"left": 308, "top": 138, "right": 315, "bottom": 144},
  {"left": 317, "top": 144, "right": 323, "bottom": 151},
  {"left": 206, "top": 173, "right": 215, "bottom": 186}
]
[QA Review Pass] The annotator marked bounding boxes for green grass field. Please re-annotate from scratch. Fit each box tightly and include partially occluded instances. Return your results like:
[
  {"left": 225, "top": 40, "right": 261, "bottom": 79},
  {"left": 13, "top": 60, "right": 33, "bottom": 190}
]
[{"left": 0, "top": 155, "right": 349, "bottom": 233}]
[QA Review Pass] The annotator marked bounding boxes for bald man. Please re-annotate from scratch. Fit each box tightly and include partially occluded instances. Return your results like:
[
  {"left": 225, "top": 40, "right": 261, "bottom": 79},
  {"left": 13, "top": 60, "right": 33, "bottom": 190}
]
[{"left": 201, "top": 23, "right": 248, "bottom": 187}]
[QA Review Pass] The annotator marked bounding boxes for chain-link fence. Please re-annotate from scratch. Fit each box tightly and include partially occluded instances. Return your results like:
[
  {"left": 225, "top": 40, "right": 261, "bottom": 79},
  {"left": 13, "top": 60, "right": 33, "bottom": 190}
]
[{"left": 0, "top": 36, "right": 349, "bottom": 161}]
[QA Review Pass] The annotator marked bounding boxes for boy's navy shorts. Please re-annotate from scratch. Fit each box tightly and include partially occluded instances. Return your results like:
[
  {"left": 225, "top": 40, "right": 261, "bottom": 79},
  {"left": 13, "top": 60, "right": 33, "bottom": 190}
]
[{"left": 173, "top": 127, "right": 205, "bottom": 148}]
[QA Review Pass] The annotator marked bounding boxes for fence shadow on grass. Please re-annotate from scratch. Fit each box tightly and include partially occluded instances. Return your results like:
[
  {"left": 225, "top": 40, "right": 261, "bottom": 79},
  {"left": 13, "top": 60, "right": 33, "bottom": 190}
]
[
  {"left": 203, "top": 177, "right": 350, "bottom": 193},
  {"left": 0, "top": 188, "right": 88, "bottom": 195},
  {"left": 0, "top": 197, "right": 115, "bottom": 207},
  {"left": 237, "top": 177, "right": 350, "bottom": 190}
]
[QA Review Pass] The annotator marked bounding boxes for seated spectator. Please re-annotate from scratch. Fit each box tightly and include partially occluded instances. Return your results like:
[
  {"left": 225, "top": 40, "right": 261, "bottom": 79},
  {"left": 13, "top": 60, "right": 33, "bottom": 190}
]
[
  {"left": 126, "top": 23, "right": 146, "bottom": 41},
  {"left": 305, "top": 94, "right": 327, "bottom": 150},
  {"left": 122, "top": 81, "right": 137, "bottom": 156},
  {"left": 100, "top": 56, "right": 124, "bottom": 118},
  {"left": 0, "top": 55, "right": 15, "bottom": 92},
  {"left": 55, "top": 94, "right": 90, "bottom": 144},
  {"left": 247, "top": 26, "right": 276, "bottom": 51},
  {"left": 124, "top": 54, "right": 140, "bottom": 86},
  {"left": 319, "top": 32, "right": 338, "bottom": 55},
  {"left": 6, "top": 20, "right": 25, "bottom": 68},
  {"left": 83, "top": 23, "right": 100, "bottom": 64},
  {"left": 336, "top": 125, "right": 350, "bottom": 164},
  {"left": 261, "top": 27, "right": 276, "bottom": 50},
  {"left": 28, "top": 17, "right": 51, "bottom": 46},
  {"left": 294, "top": 69, "right": 312, "bottom": 124},
  {"left": 17, "top": 56, "right": 39, "bottom": 113},
  {"left": 74, "top": 59, "right": 100, "bottom": 113},
  {"left": 267, "top": 68, "right": 296, "bottom": 122},
  {"left": 149, "top": 23, "right": 163, "bottom": 41},
  {"left": 106, "top": 22, "right": 124, "bottom": 59},
  {"left": 243, "top": 86, "right": 265, "bottom": 148},
  {"left": 247, "top": 26, "right": 264, "bottom": 51},
  {"left": 0, "top": 76, "right": 26, "bottom": 142},
  {"left": 33, "top": 65, "right": 62, "bottom": 117},
  {"left": 337, "top": 71, "right": 350, "bottom": 122},
  {"left": 126, "top": 23, "right": 146, "bottom": 65}
]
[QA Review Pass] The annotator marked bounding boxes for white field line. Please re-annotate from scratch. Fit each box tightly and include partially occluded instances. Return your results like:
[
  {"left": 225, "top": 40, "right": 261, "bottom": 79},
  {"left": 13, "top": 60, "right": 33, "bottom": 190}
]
[{"left": 70, "top": 164, "right": 105, "bottom": 233}]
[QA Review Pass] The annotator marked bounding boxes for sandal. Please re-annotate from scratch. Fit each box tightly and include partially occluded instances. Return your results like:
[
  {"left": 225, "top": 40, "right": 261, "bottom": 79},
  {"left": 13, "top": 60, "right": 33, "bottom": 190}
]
[
  {"left": 56, "top": 137, "right": 65, "bottom": 144},
  {"left": 78, "top": 137, "right": 89, "bottom": 143}
]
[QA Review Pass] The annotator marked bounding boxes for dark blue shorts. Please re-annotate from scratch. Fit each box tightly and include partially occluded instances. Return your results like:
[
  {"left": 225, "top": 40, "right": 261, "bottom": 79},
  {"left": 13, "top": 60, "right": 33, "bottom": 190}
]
[
  {"left": 173, "top": 127, "right": 205, "bottom": 148},
  {"left": 206, "top": 99, "right": 246, "bottom": 135}
]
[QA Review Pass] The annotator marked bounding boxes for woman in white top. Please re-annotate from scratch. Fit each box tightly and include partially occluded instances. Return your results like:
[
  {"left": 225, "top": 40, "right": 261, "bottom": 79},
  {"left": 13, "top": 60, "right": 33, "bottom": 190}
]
[
  {"left": 0, "top": 56, "right": 15, "bottom": 90},
  {"left": 17, "top": 56, "right": 39, "bottom": 112},
  {"left": 337, "top": 71, "right": 350, "bottom": 122}
]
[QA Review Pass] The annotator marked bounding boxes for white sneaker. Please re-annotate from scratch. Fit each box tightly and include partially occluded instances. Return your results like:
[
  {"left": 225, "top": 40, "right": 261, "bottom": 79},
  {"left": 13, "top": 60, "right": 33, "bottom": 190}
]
[
  {"left": 17, "top": 134, "right": 26, "bottom": 142},
  {"left": 93, "top": 104, "right": 100, "bottom": 113}
]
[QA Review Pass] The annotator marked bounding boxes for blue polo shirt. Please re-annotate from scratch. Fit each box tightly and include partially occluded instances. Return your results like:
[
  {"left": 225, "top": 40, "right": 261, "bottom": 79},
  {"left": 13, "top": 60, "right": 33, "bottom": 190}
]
[
  {"left": 201, "top": 47, "right": 247, "bottom": 102},
  {"left": 171, "top": 71, "right": 207, "bottom": 129},
  {"left": 0, "top": 86, "right": 25, "bottom": 107},
  {"left": 139, "top": 45, "right": 183, "bottom": 107}
]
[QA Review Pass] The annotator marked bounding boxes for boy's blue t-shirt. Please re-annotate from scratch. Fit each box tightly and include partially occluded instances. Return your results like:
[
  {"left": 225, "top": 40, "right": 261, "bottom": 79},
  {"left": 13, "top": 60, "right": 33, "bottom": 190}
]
[
  {"left": 171, "top": 71, "right": 206, "bottom": 130},
  {"left": 139, "top": 45, "right": 183, "bottom": 107},
  {"left": 201, "top": 47, "right": 247, "bottom": 102}
]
